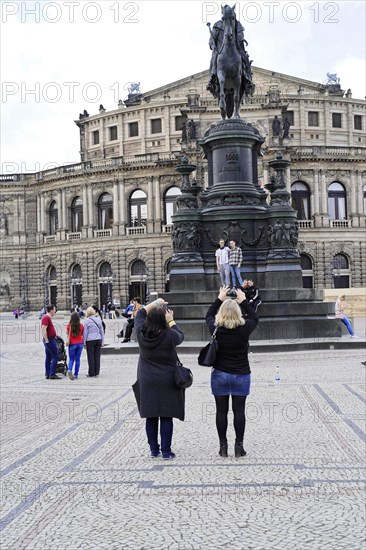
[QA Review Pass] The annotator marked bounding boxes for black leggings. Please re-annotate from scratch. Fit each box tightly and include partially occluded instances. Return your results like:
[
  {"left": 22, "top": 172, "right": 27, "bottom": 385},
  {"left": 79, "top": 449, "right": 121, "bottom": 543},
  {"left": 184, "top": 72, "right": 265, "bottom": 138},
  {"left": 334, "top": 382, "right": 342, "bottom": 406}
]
[{"left": 214, "top": 395, "right": 247, "bottom": 443}]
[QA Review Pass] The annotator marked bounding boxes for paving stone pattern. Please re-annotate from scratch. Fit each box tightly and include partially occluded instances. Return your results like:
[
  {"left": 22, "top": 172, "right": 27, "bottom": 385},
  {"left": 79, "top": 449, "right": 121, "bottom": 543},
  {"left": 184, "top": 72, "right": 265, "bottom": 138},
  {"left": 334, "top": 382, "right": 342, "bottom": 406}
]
[{"left": 0, "top": 319, "right": 365, "bottom": 549}]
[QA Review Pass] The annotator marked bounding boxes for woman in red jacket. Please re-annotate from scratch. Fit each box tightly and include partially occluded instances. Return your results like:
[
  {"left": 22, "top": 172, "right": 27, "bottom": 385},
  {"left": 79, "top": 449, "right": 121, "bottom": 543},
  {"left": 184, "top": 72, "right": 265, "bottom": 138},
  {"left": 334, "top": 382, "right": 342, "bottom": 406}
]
[{"left": 66, "top": 312, "right": 84, "bottom": 380}]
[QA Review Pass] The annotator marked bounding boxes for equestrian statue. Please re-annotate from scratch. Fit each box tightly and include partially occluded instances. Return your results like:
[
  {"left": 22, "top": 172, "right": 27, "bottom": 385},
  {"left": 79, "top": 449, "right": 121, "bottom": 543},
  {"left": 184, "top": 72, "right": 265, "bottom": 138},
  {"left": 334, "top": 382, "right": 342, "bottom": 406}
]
[{"left": 207, "top": 4, "right": 255, "bottom": 119}]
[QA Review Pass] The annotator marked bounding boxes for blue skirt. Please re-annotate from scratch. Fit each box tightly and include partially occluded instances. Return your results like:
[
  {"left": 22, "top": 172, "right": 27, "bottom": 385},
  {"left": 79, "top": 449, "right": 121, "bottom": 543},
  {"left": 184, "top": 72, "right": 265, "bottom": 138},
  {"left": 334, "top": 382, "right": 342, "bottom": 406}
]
[{"left": 211, "top": 369, "right": 251, "bottom": 396}]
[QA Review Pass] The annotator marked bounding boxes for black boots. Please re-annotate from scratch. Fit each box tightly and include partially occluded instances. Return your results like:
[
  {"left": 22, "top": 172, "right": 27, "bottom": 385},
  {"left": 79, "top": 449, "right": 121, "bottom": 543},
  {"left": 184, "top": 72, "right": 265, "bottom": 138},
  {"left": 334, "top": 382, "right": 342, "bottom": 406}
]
[
  {"left": 234, "top": 442, "right": 247, "bottom": 458},
  {"left": 219, "top": 440, "right": 228, "bottom": 457}
]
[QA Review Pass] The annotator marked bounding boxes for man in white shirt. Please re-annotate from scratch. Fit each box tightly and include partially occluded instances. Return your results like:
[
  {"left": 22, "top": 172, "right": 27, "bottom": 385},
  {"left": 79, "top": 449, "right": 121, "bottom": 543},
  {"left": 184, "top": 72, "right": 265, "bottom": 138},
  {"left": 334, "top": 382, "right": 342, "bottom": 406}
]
[{"left": 215, "top": 239, "right": 231, "bottom": 286}]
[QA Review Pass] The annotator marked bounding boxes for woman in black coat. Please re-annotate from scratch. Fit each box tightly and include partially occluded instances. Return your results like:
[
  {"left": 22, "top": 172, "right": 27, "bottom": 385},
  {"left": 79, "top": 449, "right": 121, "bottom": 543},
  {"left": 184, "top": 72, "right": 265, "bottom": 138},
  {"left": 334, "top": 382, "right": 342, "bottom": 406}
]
[
  {"left": 205, "top": 286, "right": 259, "bottom": 458},
  {"left": 133, "top": 298, "right": 185, "bottom": 459}
]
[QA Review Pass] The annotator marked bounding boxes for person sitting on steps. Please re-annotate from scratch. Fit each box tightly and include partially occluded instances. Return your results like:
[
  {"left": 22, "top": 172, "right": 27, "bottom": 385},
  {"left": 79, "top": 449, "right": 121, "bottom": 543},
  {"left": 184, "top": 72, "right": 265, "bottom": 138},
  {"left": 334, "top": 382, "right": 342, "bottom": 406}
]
[{"left": 122, "top": 297, "right": 143, "bottom": 343}]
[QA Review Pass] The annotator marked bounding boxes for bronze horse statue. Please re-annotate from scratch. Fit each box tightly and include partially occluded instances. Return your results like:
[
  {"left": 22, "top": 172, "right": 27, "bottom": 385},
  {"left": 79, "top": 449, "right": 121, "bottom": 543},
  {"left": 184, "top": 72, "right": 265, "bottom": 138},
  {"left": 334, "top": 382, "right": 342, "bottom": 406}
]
[{"left": 207, "top": 5, "right": 255, "bottom": 119}]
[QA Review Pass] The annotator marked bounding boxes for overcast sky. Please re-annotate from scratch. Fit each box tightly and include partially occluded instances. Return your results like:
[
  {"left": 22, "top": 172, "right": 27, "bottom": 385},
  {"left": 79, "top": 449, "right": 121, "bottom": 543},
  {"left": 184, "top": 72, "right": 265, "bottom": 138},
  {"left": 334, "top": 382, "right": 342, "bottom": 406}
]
[{"left": 1, "top": 0, "right": 365, "bottom": 173}]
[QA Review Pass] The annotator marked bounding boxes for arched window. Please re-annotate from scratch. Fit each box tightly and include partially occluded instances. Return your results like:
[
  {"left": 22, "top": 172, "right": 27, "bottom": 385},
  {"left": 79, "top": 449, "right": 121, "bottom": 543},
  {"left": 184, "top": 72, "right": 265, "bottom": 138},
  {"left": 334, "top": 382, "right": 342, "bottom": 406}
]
[
  {"left": 291, "top": 181, "right": 311, "bottom": 220},
  {"left": 131, "top": 260, "right": 147, "bottom": 276},
  {"left": 332, "top": 253, "right": 350, "bottom": 288},
  {"left": 98, "top": 193, "right": 113, "bottom": 230},
  {"left": 71, "top": 264, "right": 82, "bottom": 279},
  {"left": 49, "top": 201, "right": 58, "bottom": 235},
  {"left": 328, "top": 182, "right": 347, "bottom": 220},
  {"left": 129, "top": 190, "right": 147, "bottom": 227},
  {"left": 300, "top": 254, "right": 313, "bottom": 288},
  {"left": 99, "top": 262, "right": 112, "bottom": 278},
  {"left": 71, "top": 197, "right": 83, "bottom": 232},
  {"left": 49, "top": 266, "right": 57, "bottom": 280},
  {"left": 164, "top": 186, "right": 182, "bottom": 224}
]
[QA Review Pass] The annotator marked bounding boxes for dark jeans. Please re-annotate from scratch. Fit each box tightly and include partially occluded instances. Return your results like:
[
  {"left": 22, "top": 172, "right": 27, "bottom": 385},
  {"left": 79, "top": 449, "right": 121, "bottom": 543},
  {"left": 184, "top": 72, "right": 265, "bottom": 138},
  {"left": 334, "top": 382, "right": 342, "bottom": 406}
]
[
  {"left": 145, "top": 417, "right": 173, "bottom": 454},
  {"left": 124, "top": 319, "right": 134, "bottom": 341},
  {"left": 214, "top": 395, "right": 247, "bottom": 444},
  {"left": 44, "top": 338, "right": 58, "bottom": 377},
  {"left": 86, "top": 340, "right": 101, "bottom": 376}
]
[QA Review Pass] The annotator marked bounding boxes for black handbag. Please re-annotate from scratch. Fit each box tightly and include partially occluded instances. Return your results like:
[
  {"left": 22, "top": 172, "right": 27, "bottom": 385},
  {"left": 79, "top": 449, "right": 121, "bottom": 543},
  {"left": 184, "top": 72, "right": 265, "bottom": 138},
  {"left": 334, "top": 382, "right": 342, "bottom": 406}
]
[
  {"left": 174, "top": 356, "right": 193, "bottom": 389},
  {"left": 198, "top": 327, "right": 218, "bottom": 367}
]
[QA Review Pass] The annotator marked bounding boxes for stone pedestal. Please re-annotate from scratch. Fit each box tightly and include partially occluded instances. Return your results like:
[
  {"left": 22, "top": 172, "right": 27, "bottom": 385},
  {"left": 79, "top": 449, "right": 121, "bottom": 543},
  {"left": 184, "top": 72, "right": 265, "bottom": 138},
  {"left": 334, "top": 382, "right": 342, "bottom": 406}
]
[{"left": 166, "top": 119, "right": 338, "bottom": 341}]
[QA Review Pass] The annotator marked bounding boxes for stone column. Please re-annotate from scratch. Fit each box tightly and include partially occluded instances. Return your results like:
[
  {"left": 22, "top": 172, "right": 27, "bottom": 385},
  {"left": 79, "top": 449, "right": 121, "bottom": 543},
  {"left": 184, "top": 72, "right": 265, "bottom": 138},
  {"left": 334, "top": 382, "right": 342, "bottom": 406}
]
[
  {"left": 118, "top": 179, "right": 126, "bottom": 235},
  {"left": 313, "top": 169, "right": 321, "bottom": 227},
  {"left": 40, "top": 193, "right": 45, "bottom": 233},
  {"left": 82, "top": 184, "right": 89, "bottom": 234},
  {"left": 140, "top": 111, "right": 146, "bottom": 155},
  {"left": 347, "top": 103, "right": 353, "bottom": 147},
  {"left": 324, "top": 103, "right": 331, "bottom": 144},
  {"left": 37, "top": 194, "right": 41, "bottom": 234},
  {"left": 154, "top": 176, "right": 161, "bottom": 231},
  {"left": 350, "top": 171, "right": 357, "bottom": 225},
  {"left": 357, "top": 171, "right": 365, "bottom": 227},
  {"left": 320, "top": 170, "right": 329, "bottom": 225},
  {"left": 147, "top": 176, "right": 154, "bottom": 232},
  {"left": 61, "top": 188, "right": 67, "bottom": 232},
  {"left": 13, "top": 196, "right": 20, "bottom": 245},
  {"left": 113, "top": 181, "right": 119, "bottom": 235},
  {"left": 299, "top": 100, "right": 306, "bottom": 145},
  {"left": 87, "top": 185, "right": 94, "bottom": 238}
]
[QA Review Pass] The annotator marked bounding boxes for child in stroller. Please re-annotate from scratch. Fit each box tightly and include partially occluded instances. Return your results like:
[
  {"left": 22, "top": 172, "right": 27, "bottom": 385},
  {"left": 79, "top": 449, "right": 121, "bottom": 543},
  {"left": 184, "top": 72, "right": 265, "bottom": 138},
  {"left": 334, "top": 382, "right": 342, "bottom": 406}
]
[{"left": 55, "top": 336, "right": 67, "bottom": 376}]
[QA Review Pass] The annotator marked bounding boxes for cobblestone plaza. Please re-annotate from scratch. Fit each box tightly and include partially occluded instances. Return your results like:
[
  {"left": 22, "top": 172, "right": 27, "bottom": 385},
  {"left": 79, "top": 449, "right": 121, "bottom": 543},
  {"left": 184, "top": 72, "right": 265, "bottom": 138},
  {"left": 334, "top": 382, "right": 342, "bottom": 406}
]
[{"left": 1, "top": 316, "right": 365, "bottom": 549}]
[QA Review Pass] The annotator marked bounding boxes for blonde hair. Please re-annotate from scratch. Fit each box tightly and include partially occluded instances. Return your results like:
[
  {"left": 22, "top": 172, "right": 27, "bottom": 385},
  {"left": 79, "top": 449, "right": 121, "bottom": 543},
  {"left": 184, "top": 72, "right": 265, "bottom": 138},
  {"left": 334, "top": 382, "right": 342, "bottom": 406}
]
[
  {"left": 337, "top": 294, "right": 346, "bottom": 301},
  {"left": 215, "top": 299, "right": 245, "bottom": 329},
  {"left": 86, "top": 306, "right": 96, "bottom": 318}
]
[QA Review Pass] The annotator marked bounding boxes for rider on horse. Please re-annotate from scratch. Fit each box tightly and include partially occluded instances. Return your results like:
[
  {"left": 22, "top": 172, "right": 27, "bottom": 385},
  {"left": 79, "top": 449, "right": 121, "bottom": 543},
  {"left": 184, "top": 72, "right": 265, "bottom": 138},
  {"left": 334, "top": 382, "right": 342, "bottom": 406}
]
[{"left": 207, "top": 6, "right": 254, "bottom": 98}]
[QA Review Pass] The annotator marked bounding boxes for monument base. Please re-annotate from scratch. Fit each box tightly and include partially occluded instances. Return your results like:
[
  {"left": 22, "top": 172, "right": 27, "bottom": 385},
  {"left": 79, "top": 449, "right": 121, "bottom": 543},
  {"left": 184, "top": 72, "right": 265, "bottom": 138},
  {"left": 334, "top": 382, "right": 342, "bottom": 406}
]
[{"left": 161, "top": 289, "right": 340, "bottom": 341}]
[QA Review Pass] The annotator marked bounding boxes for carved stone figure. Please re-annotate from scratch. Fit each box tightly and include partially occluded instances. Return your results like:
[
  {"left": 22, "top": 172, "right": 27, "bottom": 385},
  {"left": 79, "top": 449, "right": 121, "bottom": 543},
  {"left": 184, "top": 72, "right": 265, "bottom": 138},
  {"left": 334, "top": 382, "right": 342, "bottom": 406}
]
[
  {"left": 282, "top": 116, "right": 291, "bottom": 139},
  {"left": 0, "top": 212, "right": 8, "bottom": 236},
  {"left": 0, "top": 282, "right": 9, "bottom": 296},
  {"left": 272, "top": 116, "right": 281, "bottom": 136}
]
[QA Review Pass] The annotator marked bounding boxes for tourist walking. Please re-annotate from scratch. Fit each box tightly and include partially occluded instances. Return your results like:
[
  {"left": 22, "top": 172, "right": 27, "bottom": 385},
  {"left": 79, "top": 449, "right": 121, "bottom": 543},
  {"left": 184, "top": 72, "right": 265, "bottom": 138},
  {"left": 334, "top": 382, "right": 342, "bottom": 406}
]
[
  {"left": 132, "top": 298, "right": 185, "bottom": 459},
  {"left": 83, "top": 306, "right": 104, "bottom": 377},
  {"left": 228, "top": 239, "right": 243, "bottom": 287},
  {"left": 215, "top": 239, "right": 231, "bottom": 286},
  {"left": 205, "top": 286, "right": 258, "bottom": 457},
  {"left": 335, "top": 294, "right": 359, "bottom": 337},
  {"left": 66, "top": 312, "right": 84, "bottom": 380},
  {"left": 41, "top": 304, "right": 60, "bottom": 380}
]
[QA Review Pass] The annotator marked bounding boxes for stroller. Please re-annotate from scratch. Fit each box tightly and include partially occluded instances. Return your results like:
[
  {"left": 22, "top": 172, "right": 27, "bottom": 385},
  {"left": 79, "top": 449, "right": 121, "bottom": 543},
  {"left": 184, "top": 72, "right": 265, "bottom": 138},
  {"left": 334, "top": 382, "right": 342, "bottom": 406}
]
[{"left": 55, "top": 336, "right": 68, "bottom": 376}]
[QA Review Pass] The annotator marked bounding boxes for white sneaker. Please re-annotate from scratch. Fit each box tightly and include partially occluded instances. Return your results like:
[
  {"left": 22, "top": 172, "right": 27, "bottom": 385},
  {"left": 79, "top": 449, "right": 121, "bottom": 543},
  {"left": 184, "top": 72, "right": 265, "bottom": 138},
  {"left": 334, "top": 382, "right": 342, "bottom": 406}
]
[{"left": 351, "top": 335, "right": 360, "bottom": 338}]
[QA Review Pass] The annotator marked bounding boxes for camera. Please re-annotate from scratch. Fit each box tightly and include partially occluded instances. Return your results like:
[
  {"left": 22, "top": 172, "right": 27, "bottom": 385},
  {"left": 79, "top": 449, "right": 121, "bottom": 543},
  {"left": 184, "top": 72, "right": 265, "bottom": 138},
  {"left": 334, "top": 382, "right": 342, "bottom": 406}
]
[{"left": 226, "top": 288, "right": 238, "bottom": 299}]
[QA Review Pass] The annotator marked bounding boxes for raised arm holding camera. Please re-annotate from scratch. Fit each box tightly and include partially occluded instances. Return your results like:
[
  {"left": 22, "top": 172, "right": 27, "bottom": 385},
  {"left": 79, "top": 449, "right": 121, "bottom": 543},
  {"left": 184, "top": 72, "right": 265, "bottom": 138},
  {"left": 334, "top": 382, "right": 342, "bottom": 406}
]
[{"left": 205, "top": 286, "right": 259, "bottom": 458}]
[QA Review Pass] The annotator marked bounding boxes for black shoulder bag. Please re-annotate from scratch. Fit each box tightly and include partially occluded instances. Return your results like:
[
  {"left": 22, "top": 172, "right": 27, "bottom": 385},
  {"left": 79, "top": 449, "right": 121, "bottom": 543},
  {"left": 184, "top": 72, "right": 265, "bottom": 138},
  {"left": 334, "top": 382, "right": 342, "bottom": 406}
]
[{"left": 198, "top": 327, "right": 218, "bottom": 367}]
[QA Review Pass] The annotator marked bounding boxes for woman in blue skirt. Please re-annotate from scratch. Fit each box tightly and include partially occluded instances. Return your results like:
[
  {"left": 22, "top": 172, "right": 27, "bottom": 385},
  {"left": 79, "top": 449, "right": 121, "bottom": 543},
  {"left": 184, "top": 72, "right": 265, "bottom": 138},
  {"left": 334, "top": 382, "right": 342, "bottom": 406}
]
[{"left": 205, "top": 286, "right": 259, "bottom": 458}]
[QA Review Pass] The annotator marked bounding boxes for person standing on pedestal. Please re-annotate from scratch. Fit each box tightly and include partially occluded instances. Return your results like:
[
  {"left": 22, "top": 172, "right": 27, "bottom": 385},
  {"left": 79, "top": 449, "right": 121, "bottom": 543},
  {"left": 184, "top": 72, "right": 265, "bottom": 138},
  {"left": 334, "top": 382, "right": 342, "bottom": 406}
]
[
  {"left": 215, "top": 239, "right": 231, "bottom": 286},
  {"left": 229, "top": 240, "right": 243, "bottom": 287}
]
